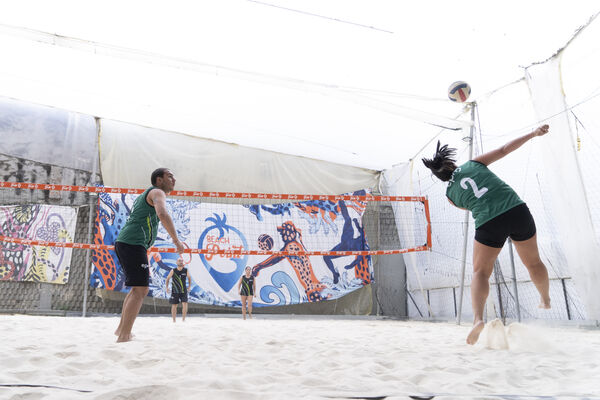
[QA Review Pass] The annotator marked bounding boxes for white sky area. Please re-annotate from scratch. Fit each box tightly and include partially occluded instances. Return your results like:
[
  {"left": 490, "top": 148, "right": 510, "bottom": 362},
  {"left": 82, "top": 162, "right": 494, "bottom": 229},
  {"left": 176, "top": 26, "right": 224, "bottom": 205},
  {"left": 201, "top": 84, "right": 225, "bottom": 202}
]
[{"left": 0, "top": 0, "right": 598, "bottom": 170}]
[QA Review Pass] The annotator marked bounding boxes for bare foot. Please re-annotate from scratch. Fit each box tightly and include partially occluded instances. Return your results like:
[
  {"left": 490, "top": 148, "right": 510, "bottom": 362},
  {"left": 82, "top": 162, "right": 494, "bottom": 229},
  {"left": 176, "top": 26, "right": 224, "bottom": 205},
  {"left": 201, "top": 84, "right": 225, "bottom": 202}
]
[
  {"left": 466, "top": 320, "right": 485, "bottom": 345},
  {"left": 116, "top": 333, "right": 135, "bottom": 343},
  {"left": 539, "top": 298, "right": 551, "bottom": 309}
]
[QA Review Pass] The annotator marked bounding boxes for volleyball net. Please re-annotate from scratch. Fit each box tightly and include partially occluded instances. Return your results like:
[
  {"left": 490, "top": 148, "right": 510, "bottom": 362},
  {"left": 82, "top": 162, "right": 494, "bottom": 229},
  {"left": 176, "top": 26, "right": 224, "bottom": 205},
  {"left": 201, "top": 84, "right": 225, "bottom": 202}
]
[{"left": 0, "top": 181, "right": 430, "bottom": 307}]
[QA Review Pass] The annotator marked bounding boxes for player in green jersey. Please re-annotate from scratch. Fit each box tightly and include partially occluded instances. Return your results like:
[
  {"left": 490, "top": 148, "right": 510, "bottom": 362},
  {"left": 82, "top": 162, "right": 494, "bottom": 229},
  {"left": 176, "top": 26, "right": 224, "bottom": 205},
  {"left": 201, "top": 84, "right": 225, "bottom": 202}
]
[
  {"left": 422, "top": 125, "right": 551, "bottom": 345},
  {"left": 114, "top": 168, "right": 184, "bottom": 342},
  {"left": 237, "top": 266, "right": 256, "bottom": 319}
]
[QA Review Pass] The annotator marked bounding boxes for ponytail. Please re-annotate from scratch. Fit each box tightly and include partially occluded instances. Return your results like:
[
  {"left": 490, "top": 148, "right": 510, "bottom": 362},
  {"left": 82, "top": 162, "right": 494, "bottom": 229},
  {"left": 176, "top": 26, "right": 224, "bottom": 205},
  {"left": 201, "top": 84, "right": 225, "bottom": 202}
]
[{"left": 421, "top": 141, "right": 457, "bottom": 181}]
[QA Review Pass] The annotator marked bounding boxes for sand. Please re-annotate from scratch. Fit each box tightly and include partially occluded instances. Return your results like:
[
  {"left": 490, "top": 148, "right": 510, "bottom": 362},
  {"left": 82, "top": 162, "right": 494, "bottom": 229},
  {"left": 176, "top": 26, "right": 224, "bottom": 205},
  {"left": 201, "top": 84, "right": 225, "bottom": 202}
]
[{"left": 0, "top": 314, "right": 599, "bottom": 400}]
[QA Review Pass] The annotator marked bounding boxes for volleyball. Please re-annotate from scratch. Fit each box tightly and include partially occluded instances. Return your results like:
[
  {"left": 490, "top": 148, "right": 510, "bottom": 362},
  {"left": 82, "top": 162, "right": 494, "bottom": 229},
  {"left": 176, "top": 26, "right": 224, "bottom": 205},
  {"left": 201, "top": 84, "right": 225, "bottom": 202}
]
[
  {"left": 257, "top": 234, "right": 274, "bottom": 251},
  {"left": 447, "top": 81, "right": 471, "bottom": 102}
]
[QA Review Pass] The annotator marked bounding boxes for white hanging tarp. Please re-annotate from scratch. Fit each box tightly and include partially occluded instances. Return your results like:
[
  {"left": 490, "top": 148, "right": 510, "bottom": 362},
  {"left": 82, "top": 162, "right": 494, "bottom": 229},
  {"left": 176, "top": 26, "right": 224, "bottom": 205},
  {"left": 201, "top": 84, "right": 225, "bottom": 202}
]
[
  {"left": 526, "top": 57, "right": 600, "bottom": 320},
  {"left": 100, "top": 119, "right": 378, "bottom": 194}
]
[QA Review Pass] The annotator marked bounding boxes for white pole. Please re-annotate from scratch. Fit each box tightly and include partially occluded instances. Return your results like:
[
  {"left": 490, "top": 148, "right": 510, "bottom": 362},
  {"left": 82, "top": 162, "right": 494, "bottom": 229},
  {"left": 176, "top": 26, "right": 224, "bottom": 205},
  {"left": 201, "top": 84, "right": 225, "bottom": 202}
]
[
  {"left": 82, "top": 117, "right": 100, "bottom": 317},
  {"left": 456, "top": 102, "right": 476, "bottom": 325}
]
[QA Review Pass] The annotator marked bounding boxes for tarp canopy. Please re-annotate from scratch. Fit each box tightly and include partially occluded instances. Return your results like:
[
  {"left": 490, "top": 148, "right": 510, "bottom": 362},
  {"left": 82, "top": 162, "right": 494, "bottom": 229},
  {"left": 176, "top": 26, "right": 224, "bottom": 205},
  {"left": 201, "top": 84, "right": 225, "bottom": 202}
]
[{"left": 1, "top": 0, "right": 598, "bottom": 170}]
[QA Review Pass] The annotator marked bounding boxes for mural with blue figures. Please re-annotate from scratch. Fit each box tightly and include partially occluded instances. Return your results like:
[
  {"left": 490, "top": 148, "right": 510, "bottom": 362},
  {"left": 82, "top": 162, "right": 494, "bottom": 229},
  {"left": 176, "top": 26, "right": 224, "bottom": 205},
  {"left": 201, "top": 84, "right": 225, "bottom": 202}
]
[
  {"left": 198, "top": 213, "right": 248, "bottom": 292},
  {"left": 247, "top": 189, "right": 373, "bottom": 305},
  {"left": 91, "top": 189, "right": 373, "bottom": 307},
  {"left": 259, "top": 271, "right": 301, "bottom": 305},
  {"left": 90, "top": 192, "right": 226, "bottom": 306},
  {"left": 90, "top": 193, "right": 130, "bottom": 291}
]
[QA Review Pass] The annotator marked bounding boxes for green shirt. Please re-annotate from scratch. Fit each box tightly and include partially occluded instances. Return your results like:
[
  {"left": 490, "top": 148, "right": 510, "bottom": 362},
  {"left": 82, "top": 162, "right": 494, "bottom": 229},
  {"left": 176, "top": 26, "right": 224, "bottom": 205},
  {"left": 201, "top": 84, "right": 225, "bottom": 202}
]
[
  {"left": 446, "top": 161, "right": 523, "bottom": 229},
  {"left": 116, "top": 187, "right": 160, "bottom": 249}
]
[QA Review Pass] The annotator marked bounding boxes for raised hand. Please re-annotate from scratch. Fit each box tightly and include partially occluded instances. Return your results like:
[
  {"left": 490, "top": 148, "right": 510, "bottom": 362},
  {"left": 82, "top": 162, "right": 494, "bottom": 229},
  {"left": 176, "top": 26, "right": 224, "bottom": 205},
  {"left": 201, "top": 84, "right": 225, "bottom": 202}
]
[{"left": 534, "top": 124, "right": 549, "bottom": 137}]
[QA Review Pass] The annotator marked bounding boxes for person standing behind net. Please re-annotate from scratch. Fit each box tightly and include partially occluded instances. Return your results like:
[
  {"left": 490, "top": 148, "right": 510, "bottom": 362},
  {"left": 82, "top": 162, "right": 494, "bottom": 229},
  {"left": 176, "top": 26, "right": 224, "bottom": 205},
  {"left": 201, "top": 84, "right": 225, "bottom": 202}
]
[
  {"left": 237, "top": 266, "right": 256, "bottom": 319},
  {"left": 422, "top": 125, "right": 552, "bottom": 345},
  {"left": 114, "top": 168, "right": 184, "bottom": 342},
  {"left": 166, "top": 257, "right": 191, "bottom": 322}
]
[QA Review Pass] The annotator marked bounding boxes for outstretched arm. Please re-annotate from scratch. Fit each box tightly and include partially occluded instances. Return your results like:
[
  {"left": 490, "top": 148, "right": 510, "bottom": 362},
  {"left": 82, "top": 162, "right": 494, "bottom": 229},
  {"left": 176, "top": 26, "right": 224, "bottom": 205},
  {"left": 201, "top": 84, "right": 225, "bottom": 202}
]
[
  {"left": 166, "top": 269, "right": 173, "bottom": 294},
  {"left": 473, "top": 125, "right": 549, "bottom": 166}
]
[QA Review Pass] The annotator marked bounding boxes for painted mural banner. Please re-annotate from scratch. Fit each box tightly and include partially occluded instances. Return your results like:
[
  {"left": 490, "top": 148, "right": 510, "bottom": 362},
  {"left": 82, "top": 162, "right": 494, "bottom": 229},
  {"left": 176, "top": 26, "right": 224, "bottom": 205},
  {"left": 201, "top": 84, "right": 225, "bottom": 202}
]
[
  {"left": 0, "top": 204, "right": 78, "bottom": 283},
  {"left": 90, "top": 190, "right": 373, "bottom": 307}
]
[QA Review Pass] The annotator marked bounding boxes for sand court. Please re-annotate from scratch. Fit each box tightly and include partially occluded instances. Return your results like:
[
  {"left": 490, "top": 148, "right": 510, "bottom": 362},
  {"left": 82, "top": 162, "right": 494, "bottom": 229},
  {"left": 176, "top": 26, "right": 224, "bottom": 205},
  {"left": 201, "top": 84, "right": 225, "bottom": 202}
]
[{"left": 1, "top": 314, "right": 599, "bottom": 400}]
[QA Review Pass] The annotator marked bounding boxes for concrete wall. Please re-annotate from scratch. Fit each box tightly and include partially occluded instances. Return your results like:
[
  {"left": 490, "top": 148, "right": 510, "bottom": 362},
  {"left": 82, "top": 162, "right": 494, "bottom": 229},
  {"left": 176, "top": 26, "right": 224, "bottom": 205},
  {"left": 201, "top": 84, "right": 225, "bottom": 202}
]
[
  {"left": 373, "top": 254, "right": 407, "bottom": 316},
  {"left": 367, "top": 203, "right": 408, "bottom": 317}
]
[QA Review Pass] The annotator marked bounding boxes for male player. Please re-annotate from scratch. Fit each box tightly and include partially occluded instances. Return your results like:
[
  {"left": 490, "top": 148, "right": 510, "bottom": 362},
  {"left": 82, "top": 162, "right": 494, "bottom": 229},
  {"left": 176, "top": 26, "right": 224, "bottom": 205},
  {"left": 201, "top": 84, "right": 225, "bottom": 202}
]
[
  {"left": 166, "top": 257, "right": 191, "bottom": 322},
  {"left": 114, "top": 168, "right": 184, "bottom": 342}
]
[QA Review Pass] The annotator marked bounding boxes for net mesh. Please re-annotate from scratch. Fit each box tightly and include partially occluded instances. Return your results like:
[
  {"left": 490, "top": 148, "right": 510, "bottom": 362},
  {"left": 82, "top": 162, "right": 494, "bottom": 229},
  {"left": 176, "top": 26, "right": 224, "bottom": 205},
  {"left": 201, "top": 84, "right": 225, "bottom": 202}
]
[{"left": 0, "top": 181, "right": 430, "bottom": 308}]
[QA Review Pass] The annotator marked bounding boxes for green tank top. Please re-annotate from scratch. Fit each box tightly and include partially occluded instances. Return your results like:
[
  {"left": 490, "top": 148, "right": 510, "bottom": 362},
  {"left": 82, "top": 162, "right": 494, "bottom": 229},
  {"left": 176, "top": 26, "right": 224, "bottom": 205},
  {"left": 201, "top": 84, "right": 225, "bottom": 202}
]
[
  {"left": 116, "top": 187, "right": 159, "bottom": 249},
  {"left": 446, "top": 161, "right": 523, "bottom": 228}
]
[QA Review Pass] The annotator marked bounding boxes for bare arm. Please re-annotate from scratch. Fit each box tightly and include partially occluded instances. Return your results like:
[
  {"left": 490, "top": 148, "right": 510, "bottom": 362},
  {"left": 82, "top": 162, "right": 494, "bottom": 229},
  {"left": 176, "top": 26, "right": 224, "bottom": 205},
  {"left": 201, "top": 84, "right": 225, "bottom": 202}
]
[
  {"left": 237, "top": 276, "right": 243, "bottom": 294},
  {"left": 473, "top": 125, "right": 549, "bottom": 166},
  {"left": 187, "top": 271, "right": 192, "bottom": 291},
  {"left": 166, "top": 269, "right": 173, "bottom": 294},
  {"left": 253, "top": 280, "right": 257, "bottom": 298},
  {"left": 148, "top": 189, "right": 184, "bottom": 254}
]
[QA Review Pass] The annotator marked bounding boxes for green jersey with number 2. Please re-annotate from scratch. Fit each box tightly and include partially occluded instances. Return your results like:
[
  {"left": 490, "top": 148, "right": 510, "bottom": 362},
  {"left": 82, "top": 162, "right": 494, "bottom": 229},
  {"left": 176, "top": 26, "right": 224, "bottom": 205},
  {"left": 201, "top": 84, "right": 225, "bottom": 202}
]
[{"left": 446, "top": 161, "right": 523, "bottom": 229}]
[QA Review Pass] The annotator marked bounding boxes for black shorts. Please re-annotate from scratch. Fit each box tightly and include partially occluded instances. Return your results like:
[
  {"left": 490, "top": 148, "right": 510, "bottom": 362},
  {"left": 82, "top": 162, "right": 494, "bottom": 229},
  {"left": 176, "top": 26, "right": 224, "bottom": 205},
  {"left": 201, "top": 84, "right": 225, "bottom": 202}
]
[
  {"left": 169, "top": 293, "right": 188, "bottom": 304},
  {"left": 114, "top": 241, "right": 150, "bottom": 287},
  {"left": 475, "top": 203, "right": 536, "bottom": 248}
]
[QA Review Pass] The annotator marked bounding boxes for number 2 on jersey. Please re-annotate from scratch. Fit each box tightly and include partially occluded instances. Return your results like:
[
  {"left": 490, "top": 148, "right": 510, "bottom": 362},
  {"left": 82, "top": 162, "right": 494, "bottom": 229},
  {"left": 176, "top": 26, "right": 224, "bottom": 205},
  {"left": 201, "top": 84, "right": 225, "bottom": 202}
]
[{"left": 460, "top": 177, "right": 488, "bottom": 198}]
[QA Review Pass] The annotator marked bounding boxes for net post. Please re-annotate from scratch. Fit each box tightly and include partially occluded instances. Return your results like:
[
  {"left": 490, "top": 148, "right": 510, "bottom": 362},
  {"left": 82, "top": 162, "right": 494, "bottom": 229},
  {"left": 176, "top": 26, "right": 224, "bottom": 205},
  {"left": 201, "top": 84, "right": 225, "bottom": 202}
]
[
  {"left": 561, "top": 278, "right": 571, "bottom": 320},
  {"left": 457, "top": 101, "right": 476, "bottom": 325},
  {"left": 493, "top": 259, "right": 504, "bottom": 324},
  {"left": 426, "top": 289, "right": 431, "bottom": 317},
  {"left": 507, "top": 238, "right": 521, "bottom": 322},
  {"left": 453, "top": 287, "right": 457, "bottom": 317},
  {"left": 82, "top": 117, "right": 100, "bottom": 317}
]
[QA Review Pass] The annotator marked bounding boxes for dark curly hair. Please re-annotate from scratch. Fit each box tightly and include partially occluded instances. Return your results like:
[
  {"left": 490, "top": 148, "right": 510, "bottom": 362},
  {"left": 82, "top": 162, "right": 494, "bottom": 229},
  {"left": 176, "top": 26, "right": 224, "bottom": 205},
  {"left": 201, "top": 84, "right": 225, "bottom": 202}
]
[{"left": 421, "top": 141, "right": 457, "bottom": 182}]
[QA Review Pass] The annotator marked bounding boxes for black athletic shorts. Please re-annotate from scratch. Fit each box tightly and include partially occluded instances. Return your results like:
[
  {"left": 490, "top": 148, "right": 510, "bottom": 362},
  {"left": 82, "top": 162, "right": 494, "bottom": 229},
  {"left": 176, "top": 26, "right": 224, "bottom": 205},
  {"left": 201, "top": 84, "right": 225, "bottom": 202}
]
[
  {"left": 474, "top": 203, "right": 536, "bottom": 248},
  {"left": 114, "top": 241, "right": 150, "bottom": 287},
  {"left": 169, "top": 293, "right": 188, "bottom": 304}
]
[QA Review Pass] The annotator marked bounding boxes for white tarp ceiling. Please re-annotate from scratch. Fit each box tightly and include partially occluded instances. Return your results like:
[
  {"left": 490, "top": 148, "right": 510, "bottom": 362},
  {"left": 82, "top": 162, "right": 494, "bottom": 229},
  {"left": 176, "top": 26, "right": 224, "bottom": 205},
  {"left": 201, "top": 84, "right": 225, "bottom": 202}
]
[{"left": 0, "top": 0, "right": 598, "bottom": 170}]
